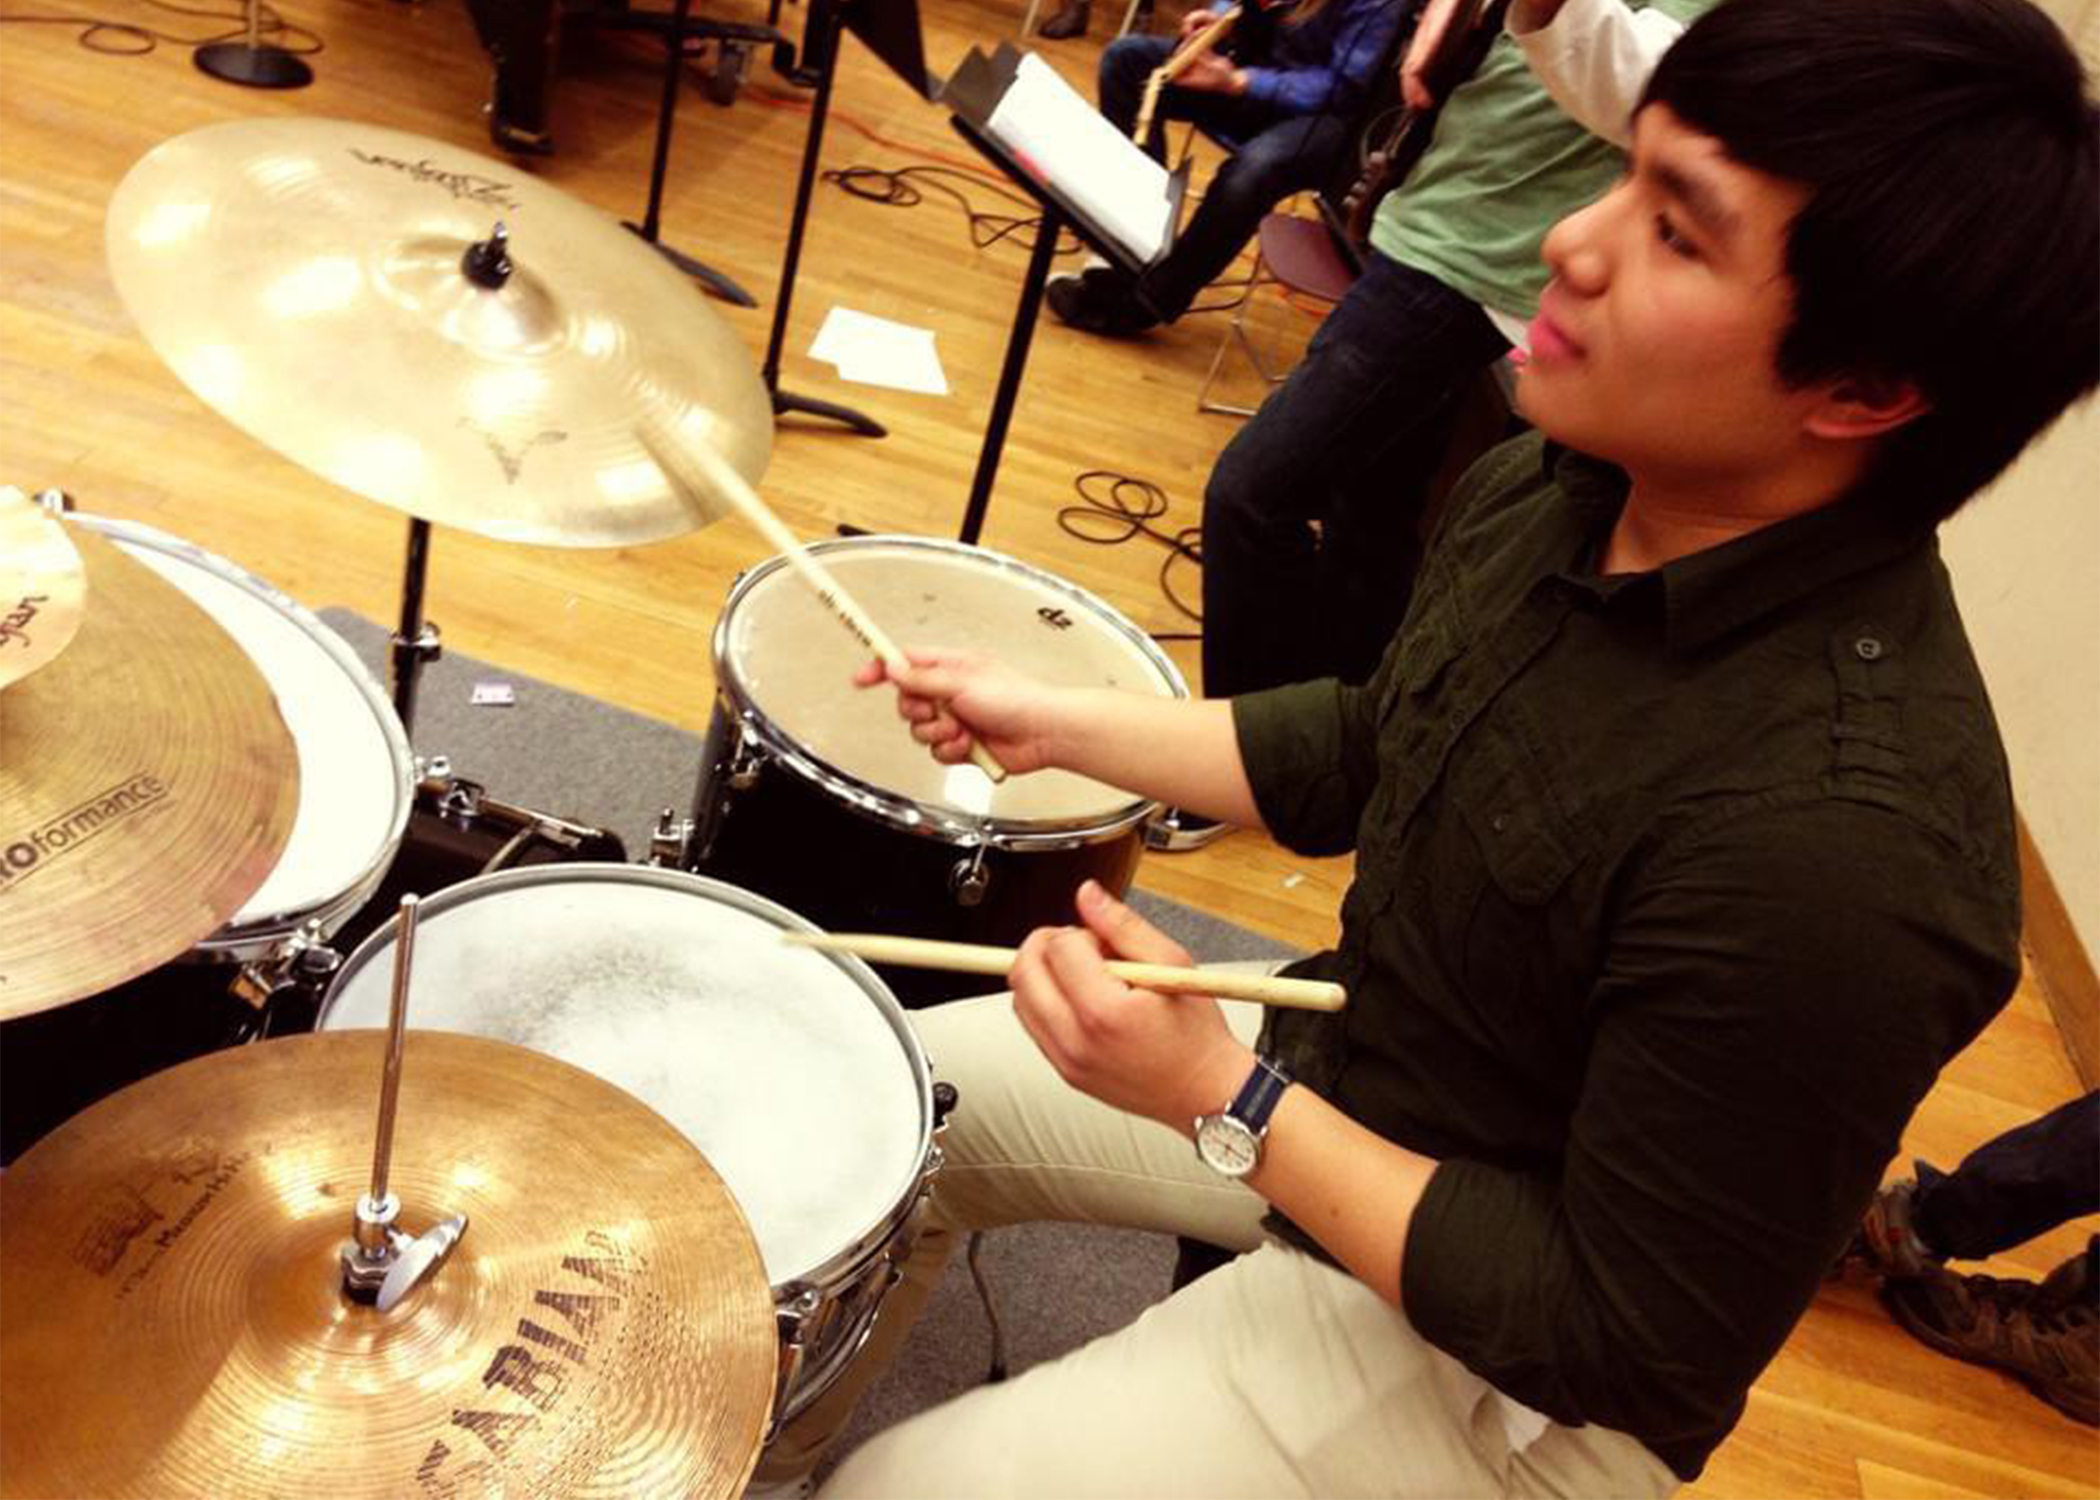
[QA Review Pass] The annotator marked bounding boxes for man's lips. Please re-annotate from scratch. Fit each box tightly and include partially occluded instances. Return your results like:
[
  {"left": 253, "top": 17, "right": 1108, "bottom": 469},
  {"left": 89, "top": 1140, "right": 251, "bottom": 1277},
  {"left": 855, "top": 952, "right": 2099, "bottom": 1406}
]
[{"left": 1527, "top": 292, "right": 1587, "bottom": 365}]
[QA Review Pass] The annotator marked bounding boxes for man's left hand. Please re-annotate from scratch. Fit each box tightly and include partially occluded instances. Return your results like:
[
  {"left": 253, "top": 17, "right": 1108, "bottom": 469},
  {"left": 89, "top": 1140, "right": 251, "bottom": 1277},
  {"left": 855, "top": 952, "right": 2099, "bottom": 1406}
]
[
  {"left": 1176, "top": 52, "right": 1246, "bottom": 94},
  {"left": 1009, "top": 881, "right": 1254, "bottom": 1131}
]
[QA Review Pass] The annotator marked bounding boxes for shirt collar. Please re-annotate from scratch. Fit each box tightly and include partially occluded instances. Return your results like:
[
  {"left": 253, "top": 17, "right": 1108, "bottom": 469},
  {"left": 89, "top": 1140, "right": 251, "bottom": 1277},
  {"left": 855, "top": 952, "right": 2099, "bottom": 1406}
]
[{"left": 1541, "top": 443, "right": 1935, "bottom": 655}]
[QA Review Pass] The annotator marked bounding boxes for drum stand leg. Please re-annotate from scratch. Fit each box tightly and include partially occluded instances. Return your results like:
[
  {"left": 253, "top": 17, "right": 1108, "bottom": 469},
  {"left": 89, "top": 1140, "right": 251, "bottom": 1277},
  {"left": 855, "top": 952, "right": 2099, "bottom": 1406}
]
[
  {"left": 391, "top": 518, "right": 443, "bottom": 733},
  {"left": 965, "top": 1231, "right": 1009, "bottom": 1382}
]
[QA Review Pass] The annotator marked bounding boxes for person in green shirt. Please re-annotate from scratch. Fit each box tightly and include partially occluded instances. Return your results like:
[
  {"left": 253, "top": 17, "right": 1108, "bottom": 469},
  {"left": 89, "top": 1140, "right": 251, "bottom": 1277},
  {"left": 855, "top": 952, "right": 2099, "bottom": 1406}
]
[
  {"left": 1170, "top": 0, "right": 1709, "bottom": 851},
  {"left": 770, "top": 0, "right": 2096, "bottom": 1493}
]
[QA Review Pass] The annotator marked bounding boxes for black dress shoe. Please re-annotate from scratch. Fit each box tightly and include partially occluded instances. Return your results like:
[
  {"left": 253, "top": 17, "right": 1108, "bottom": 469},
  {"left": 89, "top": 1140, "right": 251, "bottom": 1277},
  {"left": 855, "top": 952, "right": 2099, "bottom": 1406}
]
[
  {"left": 1038, "top": 0, "right": 1090, "bottom": 38},
  {"left": 1046, "top": 267, "right": 1160, "bottom": 336}
]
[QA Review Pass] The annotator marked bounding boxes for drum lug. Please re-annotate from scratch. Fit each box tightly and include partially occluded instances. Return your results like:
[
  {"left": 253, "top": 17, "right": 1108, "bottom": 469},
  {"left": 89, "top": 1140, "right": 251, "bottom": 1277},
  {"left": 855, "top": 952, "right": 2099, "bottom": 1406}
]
[
  {"left": 649, "top": 808, "right": 693, "bottom": 868},
  {"left": 769, "top": 1282, "right": 823, "bottom": 1441},
  {"left": 947, "top": 846, "right": 990, "bottom": 907},
  {"left": 931, "top": 1080, "right": 958, "bottom": 1130},
  {"left": 727, "top": 722, "right": 764, "bottom": 791}
]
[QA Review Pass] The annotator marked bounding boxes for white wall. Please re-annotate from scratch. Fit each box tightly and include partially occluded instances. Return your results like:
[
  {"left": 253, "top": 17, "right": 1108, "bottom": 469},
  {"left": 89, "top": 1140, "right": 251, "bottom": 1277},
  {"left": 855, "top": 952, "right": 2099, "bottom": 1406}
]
[
  {"left": 1940, "top": 0, "right": 2100, "bottom": 960},
  {"left": 1942, "top": 398, "right": 2100, "bottom": 958}
]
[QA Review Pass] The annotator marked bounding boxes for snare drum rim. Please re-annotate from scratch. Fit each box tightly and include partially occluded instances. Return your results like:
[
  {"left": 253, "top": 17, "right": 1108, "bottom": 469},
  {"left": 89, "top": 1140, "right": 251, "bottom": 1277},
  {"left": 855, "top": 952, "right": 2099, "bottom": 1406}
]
[
  {"left": 712, "top": 535, "right": 1189, "bottom": 849},
  {"left": 312, "top": 861, "right": 940, "bottom": 1299},
  {"left": 66, "top": 514, "right": 415, "bottom": 959}
]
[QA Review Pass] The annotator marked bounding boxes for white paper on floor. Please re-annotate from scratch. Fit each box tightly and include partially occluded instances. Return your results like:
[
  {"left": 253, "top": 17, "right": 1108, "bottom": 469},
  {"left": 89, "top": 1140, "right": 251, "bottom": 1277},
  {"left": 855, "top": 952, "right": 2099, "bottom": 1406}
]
[{"left": 809, "top": 306, "right": 949, "bottom": 395}]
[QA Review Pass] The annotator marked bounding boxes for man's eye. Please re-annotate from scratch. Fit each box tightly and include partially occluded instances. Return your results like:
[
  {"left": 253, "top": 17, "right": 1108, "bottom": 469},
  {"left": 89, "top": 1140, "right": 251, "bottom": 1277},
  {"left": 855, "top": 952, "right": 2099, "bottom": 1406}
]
[{"left": 1654, "top": 213, "right": 1698, "bottom": 259}]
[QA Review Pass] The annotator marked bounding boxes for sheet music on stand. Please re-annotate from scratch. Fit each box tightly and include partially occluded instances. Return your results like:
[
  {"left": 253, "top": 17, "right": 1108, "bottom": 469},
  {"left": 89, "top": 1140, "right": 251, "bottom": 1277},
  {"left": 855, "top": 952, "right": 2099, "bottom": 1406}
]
[{"left": 943, "top": 43, "right": 1188, "bottom": 272}]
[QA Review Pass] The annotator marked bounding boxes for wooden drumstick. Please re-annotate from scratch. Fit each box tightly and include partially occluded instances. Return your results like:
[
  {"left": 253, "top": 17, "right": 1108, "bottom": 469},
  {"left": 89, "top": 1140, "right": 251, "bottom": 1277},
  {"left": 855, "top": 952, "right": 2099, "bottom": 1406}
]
[
  {"left": 637, "top": 422, "right": 1010, "bottom": 784},
  {"left": 781, "top": 930, "right": 1347, "bottom": 1012},
  {"left": 1134, "top": 6, "right": 1241, "bottom": 144}
]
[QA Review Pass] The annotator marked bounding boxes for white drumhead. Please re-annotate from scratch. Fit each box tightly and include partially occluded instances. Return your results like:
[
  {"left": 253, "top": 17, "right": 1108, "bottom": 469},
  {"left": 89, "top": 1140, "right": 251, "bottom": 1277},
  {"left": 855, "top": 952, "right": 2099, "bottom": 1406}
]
[
  {"left": 320, "top": 869, "right": 927, "bottom": 1287},
  {"left": 721, "top": 540, "right": 1182, "bottom": 825},
  {"left": 94, "top": 524, "right": 408, "bottom": 935}
]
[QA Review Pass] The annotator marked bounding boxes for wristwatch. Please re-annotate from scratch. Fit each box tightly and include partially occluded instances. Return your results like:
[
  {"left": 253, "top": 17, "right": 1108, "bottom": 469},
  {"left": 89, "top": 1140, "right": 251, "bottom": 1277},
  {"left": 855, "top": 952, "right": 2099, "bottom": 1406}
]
[{"left": 1193, "top": 1055, "right": 1291, "bottom": 1178}]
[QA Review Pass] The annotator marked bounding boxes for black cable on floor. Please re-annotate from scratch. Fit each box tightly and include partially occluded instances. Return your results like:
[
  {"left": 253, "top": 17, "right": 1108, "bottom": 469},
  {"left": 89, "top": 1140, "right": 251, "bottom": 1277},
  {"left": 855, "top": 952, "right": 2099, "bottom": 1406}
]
[
  {"left": 0, "top": 0, "right": 322, "bottom": 55},
  {"left": 1058, "top": 470, "right": 1203, "bottom": 640}
]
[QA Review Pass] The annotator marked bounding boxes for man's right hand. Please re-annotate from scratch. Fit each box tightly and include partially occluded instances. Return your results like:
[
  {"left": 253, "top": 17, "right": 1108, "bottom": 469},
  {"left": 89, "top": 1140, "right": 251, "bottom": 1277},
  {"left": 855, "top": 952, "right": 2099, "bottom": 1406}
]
[{"left": 853, "top": 649, "right": 1068, "bottom": 776}]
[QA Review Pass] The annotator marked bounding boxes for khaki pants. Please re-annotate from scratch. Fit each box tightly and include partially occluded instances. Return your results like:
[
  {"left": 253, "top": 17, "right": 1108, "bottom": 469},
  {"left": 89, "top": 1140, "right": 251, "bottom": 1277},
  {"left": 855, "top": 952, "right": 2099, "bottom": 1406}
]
[{"left": 766, "top": 992, "right": 1678, "bottom": 1500}]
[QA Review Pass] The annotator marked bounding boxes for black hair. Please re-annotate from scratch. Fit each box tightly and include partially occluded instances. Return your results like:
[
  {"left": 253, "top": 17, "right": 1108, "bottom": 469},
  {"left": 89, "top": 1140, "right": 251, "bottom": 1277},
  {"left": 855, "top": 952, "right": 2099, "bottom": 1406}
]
[{"left": 1642, "top": 0, "right": 2098, "bottom": 525}]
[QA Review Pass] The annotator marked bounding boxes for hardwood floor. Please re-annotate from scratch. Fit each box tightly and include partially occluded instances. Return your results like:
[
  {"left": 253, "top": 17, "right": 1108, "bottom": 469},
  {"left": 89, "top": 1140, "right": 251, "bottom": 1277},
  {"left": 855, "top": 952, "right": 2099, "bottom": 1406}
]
[{"left": 2, "top": 0, "right": 2093, "bottom": 1492}]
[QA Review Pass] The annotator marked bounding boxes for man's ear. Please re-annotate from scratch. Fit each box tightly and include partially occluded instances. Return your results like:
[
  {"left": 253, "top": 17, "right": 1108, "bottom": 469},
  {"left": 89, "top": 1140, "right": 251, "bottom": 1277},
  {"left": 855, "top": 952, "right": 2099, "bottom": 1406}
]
[{"left": 1804, "top": 375, "right": 1932, "bottom": 440}]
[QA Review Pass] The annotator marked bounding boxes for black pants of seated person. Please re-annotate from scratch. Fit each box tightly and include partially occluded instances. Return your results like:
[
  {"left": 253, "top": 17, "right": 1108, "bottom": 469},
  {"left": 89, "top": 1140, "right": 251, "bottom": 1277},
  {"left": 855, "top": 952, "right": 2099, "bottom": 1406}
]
[{"left": 1095, "top": 33, "right": 1353, "bottom": 325}]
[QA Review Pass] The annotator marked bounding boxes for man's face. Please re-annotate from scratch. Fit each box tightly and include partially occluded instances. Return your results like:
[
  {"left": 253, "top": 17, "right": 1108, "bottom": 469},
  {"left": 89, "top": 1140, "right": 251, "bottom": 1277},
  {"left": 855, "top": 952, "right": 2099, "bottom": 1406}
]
[{"left": 1515, "top": 104, "right": 1825, "bottom": 492}]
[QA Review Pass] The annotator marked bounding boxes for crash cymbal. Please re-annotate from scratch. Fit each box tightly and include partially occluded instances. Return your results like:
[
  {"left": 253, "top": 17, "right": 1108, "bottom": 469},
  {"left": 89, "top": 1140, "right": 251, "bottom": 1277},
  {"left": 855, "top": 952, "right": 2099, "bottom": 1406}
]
[
  {"left": 0, "top": 487, "right": 85, "bottom": 689},
  {"left": 106, "top": 118, "right": 771, "bottom": 549},
  {"left": 0, "top": 529, "right": 297, "bottom": 1019},
  {"left": 0, "top": 1029, "right": 776, "bottom": 1499}
]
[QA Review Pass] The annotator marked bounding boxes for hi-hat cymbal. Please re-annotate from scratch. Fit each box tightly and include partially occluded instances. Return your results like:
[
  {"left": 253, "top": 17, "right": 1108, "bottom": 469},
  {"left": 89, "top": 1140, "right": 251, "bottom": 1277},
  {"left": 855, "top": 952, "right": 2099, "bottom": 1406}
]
[
  {"left": 0, "top": 1029, "right": 776, "bottom": 1499},
  {"left": 0, "top": 487, "right": 85, "bottom": 689},
  {"left": 105, "top": 118, "right": 771, "bottom": 548},
  {"left": 0, "top": 529, "right": 297, "bottom": 1020}
]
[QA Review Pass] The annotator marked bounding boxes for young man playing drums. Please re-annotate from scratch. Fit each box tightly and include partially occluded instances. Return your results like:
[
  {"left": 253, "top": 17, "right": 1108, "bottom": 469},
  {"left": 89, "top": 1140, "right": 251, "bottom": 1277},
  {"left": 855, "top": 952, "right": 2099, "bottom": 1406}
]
[{"left": 798, "top": 0, "right": 2098, "bottom": 1491}]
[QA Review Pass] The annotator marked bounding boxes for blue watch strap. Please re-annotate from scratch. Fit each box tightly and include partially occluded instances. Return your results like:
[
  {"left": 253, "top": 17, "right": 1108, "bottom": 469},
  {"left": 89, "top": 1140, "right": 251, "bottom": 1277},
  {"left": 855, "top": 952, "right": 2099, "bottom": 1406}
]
[{"left": 1229, "top": 1055, "right": 1291, "bottom": 1133}]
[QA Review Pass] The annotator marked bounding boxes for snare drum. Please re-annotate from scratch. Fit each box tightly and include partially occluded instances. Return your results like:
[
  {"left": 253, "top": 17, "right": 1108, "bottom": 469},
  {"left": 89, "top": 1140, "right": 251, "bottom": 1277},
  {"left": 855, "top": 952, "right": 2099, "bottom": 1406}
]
[
  {"left": 316, "top": 863, "right": 944, "bottom": 1430},
  {"left": 688, "top": 537, "right": 1188, "bottom": 1004},
  {"left": 0, "top": 517, "right": 414, "bottom": 1161}
]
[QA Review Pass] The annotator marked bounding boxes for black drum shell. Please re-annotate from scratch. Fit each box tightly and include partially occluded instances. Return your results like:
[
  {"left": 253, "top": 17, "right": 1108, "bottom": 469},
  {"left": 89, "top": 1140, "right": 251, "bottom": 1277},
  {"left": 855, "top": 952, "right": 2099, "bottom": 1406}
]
[{"left": 689, "top": 713, "right": 1144, "bottom": 1007}]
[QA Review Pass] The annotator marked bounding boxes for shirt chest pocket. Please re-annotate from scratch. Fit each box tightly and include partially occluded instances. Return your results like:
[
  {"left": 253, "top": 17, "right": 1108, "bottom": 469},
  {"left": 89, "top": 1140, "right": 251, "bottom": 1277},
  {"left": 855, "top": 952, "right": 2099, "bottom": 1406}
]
[{"left": 1443, "top": 722, "right": 1588, "bottom": 1031}]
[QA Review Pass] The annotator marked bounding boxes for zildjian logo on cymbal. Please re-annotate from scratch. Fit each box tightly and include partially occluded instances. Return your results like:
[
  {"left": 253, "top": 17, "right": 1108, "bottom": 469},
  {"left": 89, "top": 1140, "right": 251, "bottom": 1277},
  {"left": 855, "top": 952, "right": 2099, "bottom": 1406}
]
[
  {"left": 346, "top": 149, "right": 523, "bottom": 212},
  {"left": 1, "top": 594, "right": 48, "bottom": 648}
]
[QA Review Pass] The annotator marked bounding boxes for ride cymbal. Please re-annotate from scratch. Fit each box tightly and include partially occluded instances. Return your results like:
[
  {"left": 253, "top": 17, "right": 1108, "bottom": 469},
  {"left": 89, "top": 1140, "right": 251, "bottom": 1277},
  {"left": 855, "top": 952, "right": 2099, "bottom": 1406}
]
[
  {"left": 0, "top": 1029, "right": 776, "bottom": 1499},
  {"left": 106, "top": 118, "right": 771, "bottom": 548},
  {"left": 0, "top": 487, "right": 85, "bottom": 690},
  {"left": 0, "top": 528, "right": 297, "bottom": 1019}
]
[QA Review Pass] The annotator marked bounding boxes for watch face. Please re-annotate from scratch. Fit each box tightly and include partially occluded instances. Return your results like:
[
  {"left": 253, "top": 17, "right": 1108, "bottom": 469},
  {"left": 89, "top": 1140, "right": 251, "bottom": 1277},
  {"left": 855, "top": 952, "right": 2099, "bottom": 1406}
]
[{"left": 1196, "top": 1115, "right": 1260, "bottom": 1177}]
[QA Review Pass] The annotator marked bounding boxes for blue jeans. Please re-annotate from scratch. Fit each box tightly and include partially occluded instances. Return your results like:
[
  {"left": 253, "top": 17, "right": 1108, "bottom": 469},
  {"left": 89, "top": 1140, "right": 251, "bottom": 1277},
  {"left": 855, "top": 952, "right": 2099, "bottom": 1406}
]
[
  {"left": 1200, "top": 250, "right": 1510, "bottom": 698},
  {"left": 1098, "top": 35, "right": 1354, "bottom": 321}
]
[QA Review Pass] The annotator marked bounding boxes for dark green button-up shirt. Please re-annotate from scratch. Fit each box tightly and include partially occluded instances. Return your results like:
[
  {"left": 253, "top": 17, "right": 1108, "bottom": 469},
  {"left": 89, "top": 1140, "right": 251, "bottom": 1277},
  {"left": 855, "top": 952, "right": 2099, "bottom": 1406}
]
[{"left": 1233, "top": 432, "right": 2020, "bottom": 1479}]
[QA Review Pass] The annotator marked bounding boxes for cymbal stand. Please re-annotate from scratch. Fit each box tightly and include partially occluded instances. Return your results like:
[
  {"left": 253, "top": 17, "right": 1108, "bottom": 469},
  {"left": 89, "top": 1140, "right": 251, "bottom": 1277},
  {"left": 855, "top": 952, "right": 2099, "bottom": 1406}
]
[
  {"left": 340, "top": 894, "right": 471, "bottom": 1310},
  {"left": 390, "top": 518, "right": 442, "bottom": 732},
  {"left": 598, "top": 0, "right": 781, "bottom": 307},
  {"left": 193, "top": 0, "right": 314, "bottom": 89},
  {"left": 759, "top": 0, "right": 886, "bottom": 437}
]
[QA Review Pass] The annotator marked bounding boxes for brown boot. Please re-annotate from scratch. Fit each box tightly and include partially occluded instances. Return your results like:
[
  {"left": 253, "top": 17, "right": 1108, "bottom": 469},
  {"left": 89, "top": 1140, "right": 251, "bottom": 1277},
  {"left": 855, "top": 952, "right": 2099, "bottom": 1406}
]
[
  {"left": 1038, "top": 0, "right": 1090, "bottom": 38},
  {"left": 1882, "top": 1255, "right": 2099, "bottom": 1426}
]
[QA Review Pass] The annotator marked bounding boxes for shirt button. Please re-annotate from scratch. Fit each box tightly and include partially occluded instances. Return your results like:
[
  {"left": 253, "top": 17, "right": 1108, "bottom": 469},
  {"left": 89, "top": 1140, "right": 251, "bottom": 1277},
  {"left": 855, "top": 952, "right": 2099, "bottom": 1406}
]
[
  {"left": 1491, "top": 813, "right": 1509, "bottom": 832},
  {"left": 1855, "top": 635, "right": 1885, "bottom": 661}
]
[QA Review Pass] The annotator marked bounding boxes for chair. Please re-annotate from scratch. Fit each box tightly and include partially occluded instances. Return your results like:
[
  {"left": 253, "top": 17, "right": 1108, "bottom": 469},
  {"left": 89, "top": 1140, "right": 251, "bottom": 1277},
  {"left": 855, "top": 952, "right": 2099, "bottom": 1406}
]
[
  {"left": 1196, "top": 203, "right": 1362, "bottom": 415},
  {"left": 1192, "top": 0, "right": 1507, "bottom": 415},
  {"left": 1018, "top": 0, "right": 1149, "bottom": 42}
]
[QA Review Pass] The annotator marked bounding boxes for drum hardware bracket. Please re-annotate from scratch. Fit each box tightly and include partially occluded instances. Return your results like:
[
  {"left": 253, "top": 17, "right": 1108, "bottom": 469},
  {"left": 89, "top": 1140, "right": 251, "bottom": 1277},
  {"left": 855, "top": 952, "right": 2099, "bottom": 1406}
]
[
  {"left": 230, "top": 919, "right": 342, "bottom": 1017},
  {"left": 768, "top": 1282, "right": 824, "bottom": 1440},
  {"left": 726, "top": 725, "right": 766, "bottom": 791},
  {"left": 651, "top": 808, "right": 695, "bottom": 868},
  {"left": 948, "top": 845, "right": 990, "bottom": 908}
]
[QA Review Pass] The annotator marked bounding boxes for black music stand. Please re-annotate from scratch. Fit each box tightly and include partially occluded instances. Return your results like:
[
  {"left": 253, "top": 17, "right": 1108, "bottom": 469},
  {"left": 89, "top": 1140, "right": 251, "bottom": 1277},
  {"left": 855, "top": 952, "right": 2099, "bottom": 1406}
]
[
  {"left": 759, "top": 0, "right": 938, "bottom": 437},
  {"left": 941, "top": 44, "right": 1185, "bottom": 544},
  {"left": 577, "top": 0, "right": 782, "bottom": 306}
]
